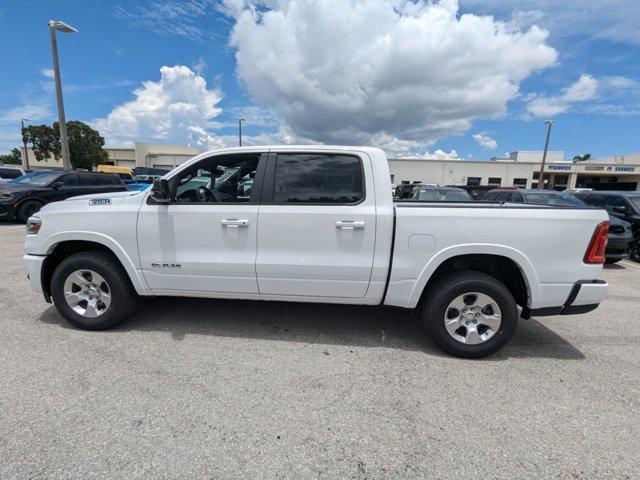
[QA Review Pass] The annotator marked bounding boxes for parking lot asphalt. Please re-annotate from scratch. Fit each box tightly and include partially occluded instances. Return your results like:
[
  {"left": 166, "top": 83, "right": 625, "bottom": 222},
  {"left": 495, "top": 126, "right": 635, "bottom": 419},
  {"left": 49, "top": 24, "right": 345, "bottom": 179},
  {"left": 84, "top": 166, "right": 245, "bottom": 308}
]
[{"left": 0, "top": 221, "right": 639, "bottom": 479}]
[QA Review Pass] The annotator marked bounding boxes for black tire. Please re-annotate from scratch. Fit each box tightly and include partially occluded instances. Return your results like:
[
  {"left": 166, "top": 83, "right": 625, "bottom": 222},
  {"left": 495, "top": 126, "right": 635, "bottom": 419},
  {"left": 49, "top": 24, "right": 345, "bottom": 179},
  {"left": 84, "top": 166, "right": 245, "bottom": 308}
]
[
  {"left": 51, "top": 250, "right": 139, "bottom": 330},
  {"left": 605, "top": 258, "right": 621, "bottom": 264},
  {"left": 421, "top": 271, "right": 518, "bottom": 358},
  {"left": 16, "top": 200, "right": 43, "bottom": 223}
]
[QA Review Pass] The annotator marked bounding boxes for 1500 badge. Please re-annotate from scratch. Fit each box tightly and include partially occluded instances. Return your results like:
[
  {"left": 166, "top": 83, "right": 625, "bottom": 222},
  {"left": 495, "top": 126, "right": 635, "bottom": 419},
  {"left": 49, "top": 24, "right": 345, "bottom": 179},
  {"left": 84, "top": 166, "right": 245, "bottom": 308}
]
[{"left": 151, "top": 263, "right": 182, "bottom": 269}]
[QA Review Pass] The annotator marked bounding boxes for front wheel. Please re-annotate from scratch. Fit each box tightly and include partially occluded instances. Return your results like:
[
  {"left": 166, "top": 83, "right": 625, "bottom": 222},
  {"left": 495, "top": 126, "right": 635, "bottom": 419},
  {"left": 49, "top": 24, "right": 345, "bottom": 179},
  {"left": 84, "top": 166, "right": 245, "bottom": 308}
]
[
  {"left": 16, "top": 200, "right": 43, "bottom": 223},
  {"left": 51, "top": 251, "right": 139, "bottom": 330},
  {"left": 421, "top": 271, "right": 518, "bottom": 358}
]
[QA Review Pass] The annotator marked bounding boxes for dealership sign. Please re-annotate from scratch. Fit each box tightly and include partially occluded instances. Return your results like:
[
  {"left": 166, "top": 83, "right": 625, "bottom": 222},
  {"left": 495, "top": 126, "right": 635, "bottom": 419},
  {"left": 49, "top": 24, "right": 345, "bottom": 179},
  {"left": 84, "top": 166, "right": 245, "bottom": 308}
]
[
  {"left": 614, "top": 166, "right": 635, "bottom": 173},
  {"left": 547, "top": 165, "right": 571, "bottom": 171}
]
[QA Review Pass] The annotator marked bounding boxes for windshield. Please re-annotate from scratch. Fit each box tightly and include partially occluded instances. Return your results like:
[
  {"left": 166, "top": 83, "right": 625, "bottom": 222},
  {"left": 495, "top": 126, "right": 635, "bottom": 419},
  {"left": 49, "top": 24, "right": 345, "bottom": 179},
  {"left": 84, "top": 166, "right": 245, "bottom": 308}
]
[
  {"left": 10, "top": 171, "right": 60, "bottom": 186},
  {"left": 523, "top": 192, "right": 585, "bottom": 206},
  {"left": 416, "top": 189, "right": 471, "bottom": 202}
]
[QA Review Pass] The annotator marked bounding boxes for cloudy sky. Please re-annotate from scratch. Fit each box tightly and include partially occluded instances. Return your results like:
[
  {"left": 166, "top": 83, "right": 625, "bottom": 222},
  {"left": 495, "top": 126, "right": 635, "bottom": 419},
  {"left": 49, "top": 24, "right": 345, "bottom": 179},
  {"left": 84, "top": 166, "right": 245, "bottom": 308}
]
[{"left": 0, "top": 0, "right": 639, "bottom": 159}]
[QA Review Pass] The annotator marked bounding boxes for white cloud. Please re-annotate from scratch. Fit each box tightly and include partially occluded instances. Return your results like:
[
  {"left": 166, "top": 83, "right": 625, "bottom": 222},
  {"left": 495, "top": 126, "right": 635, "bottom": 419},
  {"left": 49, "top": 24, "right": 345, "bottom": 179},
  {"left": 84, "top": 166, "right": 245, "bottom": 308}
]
[
  {"left": 472, "top": 132, "right": 498, "bottom": 150},
  {"left": 225, "top": 0, "right": 557, "bottom": 153},
  {"left": 526, "top": 74, "right": 599, "bottom": 118},
  {"left": 41, "top": 68, "right": 55, "bottom": 79},
  {"left": 461, "top": 0, "right": 640, "bottom": 46},
  {"left": 92, "top": 65, "right": 225, "bottom": 149}
]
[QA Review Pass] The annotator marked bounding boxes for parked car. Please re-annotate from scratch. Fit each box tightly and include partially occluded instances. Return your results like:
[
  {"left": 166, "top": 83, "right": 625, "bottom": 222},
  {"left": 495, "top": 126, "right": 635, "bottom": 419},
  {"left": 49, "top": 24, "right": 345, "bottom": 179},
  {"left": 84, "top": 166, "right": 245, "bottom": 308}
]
[
  {"left": 0, "top": 166, "right": 27, "bottom": 183},
  {"left": 452, "top": 185, "right": 500, "bottom": 200},
  {"left": 574, "top": 191, "right": 640, "bottom": 261},
  {"left": 484, "top": 188, "right": 633, "bottom": 263},
  {"left": 23, "top": 146, "right": 609, "bottom": 358},
  {"left": 409, "top": 186, "right": 473, "bottom": 202},
  {"left": 394, "top": 183, "right": 422, "bottom": 199},
  {"left": 0, "top": 170, "right": 126, "bottom": 222}
]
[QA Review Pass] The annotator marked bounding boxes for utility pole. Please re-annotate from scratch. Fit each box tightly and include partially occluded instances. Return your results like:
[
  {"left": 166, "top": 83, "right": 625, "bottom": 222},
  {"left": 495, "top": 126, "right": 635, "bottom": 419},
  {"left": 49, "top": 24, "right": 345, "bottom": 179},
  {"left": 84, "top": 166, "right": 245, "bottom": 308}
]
[
  {"left": 538, "top": 120, "right": 553, "bottom": 190},
  {"left": 21, "top": 118, "right": 30, "bottom": 170},
  {"left": 238, "top": 117, "right": 245, "bottom": 147},
  {"left": 47, "top": 20, "right": 77, "bottom": 170}
]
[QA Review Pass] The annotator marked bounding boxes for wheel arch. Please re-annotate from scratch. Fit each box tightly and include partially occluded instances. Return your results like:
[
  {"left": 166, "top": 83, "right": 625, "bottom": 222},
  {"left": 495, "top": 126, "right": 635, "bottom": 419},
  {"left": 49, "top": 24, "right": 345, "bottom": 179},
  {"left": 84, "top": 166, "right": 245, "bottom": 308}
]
[
  {"left": 41, "top": 234, "right": 147, "bottom": 298},
  {"left": 408, "top": 245, "right": 540, "bottom": 309}
]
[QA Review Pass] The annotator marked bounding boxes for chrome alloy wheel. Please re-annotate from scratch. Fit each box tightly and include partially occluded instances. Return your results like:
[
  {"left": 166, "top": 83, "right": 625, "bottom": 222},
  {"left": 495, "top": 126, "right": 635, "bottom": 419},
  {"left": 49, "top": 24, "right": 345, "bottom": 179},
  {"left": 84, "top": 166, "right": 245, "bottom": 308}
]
[
  {"left": 63, "top": 270, "right": 112, "bottom": 318},
  {"left": 444, "top": 292, "right": 502, "bottom": 345}
]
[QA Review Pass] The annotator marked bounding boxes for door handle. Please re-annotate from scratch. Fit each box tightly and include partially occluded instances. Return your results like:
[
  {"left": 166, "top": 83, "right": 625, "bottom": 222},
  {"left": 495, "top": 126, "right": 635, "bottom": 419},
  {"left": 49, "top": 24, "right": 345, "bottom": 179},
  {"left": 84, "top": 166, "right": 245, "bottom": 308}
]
[
  {"left": 336, "top": 220, "right": 365, "bottom": 230},
  {"left": 221, "top": 218, "right": 249, "bottom": 228}
]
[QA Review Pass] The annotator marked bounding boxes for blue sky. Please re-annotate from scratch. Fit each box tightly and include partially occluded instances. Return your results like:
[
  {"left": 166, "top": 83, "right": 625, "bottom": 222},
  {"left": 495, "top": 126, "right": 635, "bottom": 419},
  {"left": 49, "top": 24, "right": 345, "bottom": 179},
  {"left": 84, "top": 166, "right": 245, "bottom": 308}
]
[{"left": 1, "top": 0, "right": 639, "bottom": 160}]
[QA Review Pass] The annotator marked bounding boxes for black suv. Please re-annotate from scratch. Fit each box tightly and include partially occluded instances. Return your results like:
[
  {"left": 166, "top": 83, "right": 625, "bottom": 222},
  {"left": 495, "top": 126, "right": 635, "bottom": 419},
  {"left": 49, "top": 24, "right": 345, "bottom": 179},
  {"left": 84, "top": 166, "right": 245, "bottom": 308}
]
[
  {"left": 575, "top": 191, "right": 640, "bottom": 261},
  {"left": 0, "top": 170, "right": 126, "bottom": 222}
]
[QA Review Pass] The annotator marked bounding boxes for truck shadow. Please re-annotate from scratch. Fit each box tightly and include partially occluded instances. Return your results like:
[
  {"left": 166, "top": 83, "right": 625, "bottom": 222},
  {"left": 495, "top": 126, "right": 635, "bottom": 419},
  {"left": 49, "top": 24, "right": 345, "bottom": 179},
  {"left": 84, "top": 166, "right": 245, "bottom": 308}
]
[{"left": 39, "top": 297, "right": 584, "bottom": 360}]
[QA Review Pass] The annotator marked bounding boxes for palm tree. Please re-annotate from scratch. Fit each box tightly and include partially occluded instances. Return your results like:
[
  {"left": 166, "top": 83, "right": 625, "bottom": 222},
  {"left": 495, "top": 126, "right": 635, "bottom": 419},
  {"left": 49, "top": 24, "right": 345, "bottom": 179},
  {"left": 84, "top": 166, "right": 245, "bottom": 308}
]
[{"left": 573, "top": 153, "right": 592, "bottom": 162}]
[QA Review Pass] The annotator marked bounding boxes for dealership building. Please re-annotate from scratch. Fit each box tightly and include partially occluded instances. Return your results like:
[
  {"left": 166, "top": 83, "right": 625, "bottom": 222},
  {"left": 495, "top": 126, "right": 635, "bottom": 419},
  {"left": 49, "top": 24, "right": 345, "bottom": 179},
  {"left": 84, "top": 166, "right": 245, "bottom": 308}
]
[
  {"left": 388, "top": 151, "right": 640, "bottom": 191},
  {"left": 17, "top": 144, "right": 640, "bottom": 191}
]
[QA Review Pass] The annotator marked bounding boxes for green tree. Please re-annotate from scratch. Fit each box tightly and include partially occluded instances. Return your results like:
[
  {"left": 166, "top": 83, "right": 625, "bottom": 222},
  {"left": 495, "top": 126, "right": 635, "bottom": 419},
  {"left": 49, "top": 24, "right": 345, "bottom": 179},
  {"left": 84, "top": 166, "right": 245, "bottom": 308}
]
[
  {"left": 0, "top": 148, "right": 23, "bottom": 165},
  {"left": 572, "top": 153, "right": 592, "bottom": 162},
  {"left": 21, "top": 121, "right": 109, "bottom": 170}
]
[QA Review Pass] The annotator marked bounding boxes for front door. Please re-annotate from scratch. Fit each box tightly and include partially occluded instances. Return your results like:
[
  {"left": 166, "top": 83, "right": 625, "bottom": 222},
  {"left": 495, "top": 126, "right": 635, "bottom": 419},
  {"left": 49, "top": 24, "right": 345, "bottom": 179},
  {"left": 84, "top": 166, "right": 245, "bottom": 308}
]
[
  {"left": 256, "top": 152, "right": 376, "bottom": 298},
  {"left": 138, "top": 152, "right": 265, "bottom": 294}
]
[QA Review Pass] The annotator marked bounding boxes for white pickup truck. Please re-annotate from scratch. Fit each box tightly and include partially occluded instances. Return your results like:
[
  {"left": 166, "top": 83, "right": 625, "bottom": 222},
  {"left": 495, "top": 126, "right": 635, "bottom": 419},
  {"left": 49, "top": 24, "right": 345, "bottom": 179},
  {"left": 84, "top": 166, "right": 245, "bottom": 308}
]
[{"left": 23, "top": 146, "right": 610, "bottom": 357}]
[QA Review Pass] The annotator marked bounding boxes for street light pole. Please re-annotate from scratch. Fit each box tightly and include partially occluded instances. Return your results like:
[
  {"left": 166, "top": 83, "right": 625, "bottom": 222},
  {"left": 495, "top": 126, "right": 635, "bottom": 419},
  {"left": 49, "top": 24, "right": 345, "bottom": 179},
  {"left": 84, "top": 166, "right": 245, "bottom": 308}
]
[
  {"left": 538, "top": 120, "right": 554, "bottom": 190},
  {"left": 238, "top": 117, "right": 245, "bottom": 147},
  {"left": 47, "top": 20, "right": 77, "bottom": 171},
  {"left": 21, "top": 118, "right": 30, "bottom": 170}
]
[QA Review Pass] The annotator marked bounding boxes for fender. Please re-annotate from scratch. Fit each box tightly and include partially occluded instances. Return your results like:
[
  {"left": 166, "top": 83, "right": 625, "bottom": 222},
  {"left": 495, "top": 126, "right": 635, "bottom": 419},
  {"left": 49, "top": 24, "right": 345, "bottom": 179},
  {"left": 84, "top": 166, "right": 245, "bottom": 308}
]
[
  {"left": 42, "top": 230, "right": 150, "bottom": 295},
  {"left": 406, "top": 243, "right": 541, "bottom": 309}
]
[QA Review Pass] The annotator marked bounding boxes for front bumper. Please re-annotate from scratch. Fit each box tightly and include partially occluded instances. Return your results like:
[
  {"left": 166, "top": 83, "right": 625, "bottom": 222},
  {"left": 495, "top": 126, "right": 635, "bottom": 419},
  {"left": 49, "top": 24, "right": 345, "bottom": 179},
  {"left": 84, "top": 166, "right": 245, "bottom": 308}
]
[
  {"left": 23, "top": 254, "right": 46, "bottom": 294},
  {"left": 521, "top": 279, "right": 608, "bottom": 318},
  {"left": 0, "top": 203, "right": 16, "bottom": 220},
  {"left": 605, "top": 235, "right": 632, "bottom": 260}
]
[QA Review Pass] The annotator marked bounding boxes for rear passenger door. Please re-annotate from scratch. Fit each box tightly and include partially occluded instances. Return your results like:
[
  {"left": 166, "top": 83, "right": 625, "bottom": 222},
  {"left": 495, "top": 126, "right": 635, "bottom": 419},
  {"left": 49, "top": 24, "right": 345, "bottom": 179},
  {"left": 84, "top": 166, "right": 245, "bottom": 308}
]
[{"left": 255, "top": 152, "right": 376, "bottom": 298}]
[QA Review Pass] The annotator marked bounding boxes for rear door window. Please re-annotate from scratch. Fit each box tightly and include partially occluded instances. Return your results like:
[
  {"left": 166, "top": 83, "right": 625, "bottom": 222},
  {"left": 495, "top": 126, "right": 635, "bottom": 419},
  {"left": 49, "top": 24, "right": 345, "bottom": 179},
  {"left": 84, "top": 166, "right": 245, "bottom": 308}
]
[
  {"left": 79, "top": 173, "right": 100, "bottom": 186},
  {"left": 583, "top": 195, "right": 608, "bottom": 208},
  {"left": 495, "top": 191, "right": 512, "bottom": 202},
  {"left": 272, "top": 153, "right": 363, "bottom": 204},
  {"left": 59, "top": 173, "right": 79, "bottom": 187}
]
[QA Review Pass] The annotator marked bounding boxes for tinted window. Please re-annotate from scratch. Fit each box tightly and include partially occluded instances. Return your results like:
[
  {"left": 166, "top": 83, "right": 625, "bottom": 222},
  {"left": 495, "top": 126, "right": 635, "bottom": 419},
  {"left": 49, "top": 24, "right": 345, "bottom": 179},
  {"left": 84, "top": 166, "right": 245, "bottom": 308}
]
[
  {"left": 273, "top": 154, "right": 363, "bottom": 204},
  {"left": 59, "top": 173, "right": 79, "bottom": 186},
  {"left": 606, "top": 196, "right": 629, "bottom": 213},
  {"left": 79, "top": 173, "right": 100, "bottom": 186},
  {"left": 174, "top": 153, "right": 260, "bottom": 203},
  {"left": 483, "top": 191, "right": 498, "bottom": 201},
  {"left": 0, "top": 168, "right": 22, "bottom": 179},
  {"left": 495, "top": 191, "right": 512, "bottom": 201},
  {"left": 99, "top": 174, "right": 123, "bottom": 186},
  {"left": 510, "top": 192, "right": 524, "bottom": 203},
  {"left": 627, "top": 196, "right": 640, "bottom": 211},
  {"left": 523, "top": 192, "right": 584, "bottom": 206},
  {"left": 416, "top": 188, "right": 471, "bottom": 202},
  {"left": 583, "top": 195, "right": 608, "bottom": 208},
  {"left": 488, "top": 177, "right": 501, "bottom": 186}
]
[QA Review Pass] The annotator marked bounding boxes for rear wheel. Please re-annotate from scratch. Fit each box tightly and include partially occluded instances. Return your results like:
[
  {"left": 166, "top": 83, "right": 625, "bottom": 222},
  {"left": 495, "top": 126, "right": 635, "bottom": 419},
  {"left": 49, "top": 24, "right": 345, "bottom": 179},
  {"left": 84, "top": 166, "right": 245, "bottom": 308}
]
[
  {"left": 51, "top": 251, "right": 139, "bottom": 330},
  {"left": 16, "top": 200, "right": 43, "bottom": 223},
  {"left": 421, "top": 271, "right": 518, "bottom": 358}
]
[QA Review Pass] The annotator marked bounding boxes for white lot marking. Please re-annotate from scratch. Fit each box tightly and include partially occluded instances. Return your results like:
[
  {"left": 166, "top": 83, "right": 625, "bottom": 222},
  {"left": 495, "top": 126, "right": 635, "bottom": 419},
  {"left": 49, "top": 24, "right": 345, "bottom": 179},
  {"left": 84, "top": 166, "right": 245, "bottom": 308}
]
[
  {"left": 5, "top": 226, "right": 24, "bottom": 230},
  {"left": 620, "top": 260, "right": 640, "bottom": 270}
]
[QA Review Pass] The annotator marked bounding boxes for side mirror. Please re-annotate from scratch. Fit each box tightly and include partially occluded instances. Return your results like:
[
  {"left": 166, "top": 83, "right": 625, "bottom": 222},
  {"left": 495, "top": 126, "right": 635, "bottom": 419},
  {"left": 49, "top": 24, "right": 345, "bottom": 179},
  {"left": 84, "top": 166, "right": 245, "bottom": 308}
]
[
  {"left": 150, "top": 179, "right": 171, "bottom": 204},
  {"left": 613, "top": 205, "right": 629, "bottom": 214},
  {"left": 52, "top": 181, "right": 64, "bottom": 190}
]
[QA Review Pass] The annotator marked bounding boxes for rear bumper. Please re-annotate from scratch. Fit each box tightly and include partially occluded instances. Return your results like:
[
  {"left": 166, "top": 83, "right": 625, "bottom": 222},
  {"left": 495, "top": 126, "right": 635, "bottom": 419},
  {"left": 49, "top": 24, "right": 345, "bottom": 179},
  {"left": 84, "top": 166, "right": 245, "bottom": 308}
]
[
  {"left": 23, "top": 254, "right": 46, "bottom": 294},
  {"left": 521, "top": 279, "right": 607, "bottom": 318}
]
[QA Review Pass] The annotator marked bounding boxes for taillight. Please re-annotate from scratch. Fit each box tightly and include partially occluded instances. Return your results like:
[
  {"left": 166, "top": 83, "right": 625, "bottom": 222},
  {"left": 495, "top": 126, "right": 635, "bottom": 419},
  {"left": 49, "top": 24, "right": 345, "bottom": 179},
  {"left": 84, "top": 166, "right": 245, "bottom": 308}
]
[{"left": 584, "top": 221, "right": 610, "bottom": 264}]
